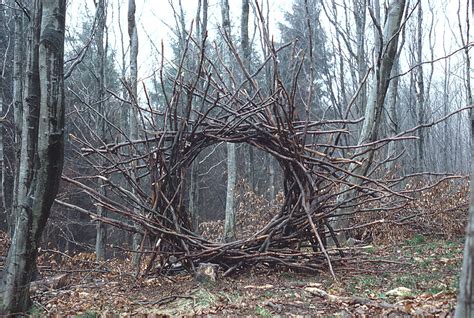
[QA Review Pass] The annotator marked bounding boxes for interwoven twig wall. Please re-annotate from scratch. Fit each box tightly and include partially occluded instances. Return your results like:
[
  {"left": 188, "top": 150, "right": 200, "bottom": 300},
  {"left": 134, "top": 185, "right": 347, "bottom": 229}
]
[{"left": 62, "top": 34, "right": 440, "bottom": 276}]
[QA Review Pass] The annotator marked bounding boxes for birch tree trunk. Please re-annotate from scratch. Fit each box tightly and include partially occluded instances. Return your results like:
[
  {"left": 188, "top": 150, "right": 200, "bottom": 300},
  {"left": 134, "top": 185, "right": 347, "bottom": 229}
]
[
  {"left": 221, "top": 0, "right": 237, "bottom": 242},
  {"left": 1, "top": 0, "right": 66, "bottom": 313}
]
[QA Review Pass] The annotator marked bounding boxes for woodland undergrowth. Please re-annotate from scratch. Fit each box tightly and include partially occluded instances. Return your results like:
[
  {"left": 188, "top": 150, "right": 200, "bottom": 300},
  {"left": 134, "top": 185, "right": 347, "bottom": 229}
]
[{"left": 0, "top": 178, "right": 467, "bottom": 316}]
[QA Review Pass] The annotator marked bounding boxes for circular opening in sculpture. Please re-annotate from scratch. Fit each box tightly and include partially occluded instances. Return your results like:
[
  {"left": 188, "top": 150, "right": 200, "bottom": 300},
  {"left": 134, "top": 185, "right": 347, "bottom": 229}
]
[{"left": 186, "top": 142, "right": 284, "bottom": 242}]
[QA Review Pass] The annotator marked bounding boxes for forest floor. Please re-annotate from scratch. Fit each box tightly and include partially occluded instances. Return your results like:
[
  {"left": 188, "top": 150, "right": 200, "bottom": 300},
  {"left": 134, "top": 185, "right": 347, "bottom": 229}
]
[{"left": 0, "top": 231, "right": 461, "bottom": 317}]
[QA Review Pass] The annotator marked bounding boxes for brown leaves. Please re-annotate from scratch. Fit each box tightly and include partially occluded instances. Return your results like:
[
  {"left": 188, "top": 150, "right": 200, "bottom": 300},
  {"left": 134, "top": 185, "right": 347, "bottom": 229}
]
[
  {"left": 0, "top": 230, "right": 10, "bottom": 256},
  {"left": 354, "top": 178, "right": 468, "bottom": 244},
  {"left": 23, "top": 243, "right": 460, "bottom": 316},
  {"left": 199, "top": 180, "right": 283, "bottom": 242}
]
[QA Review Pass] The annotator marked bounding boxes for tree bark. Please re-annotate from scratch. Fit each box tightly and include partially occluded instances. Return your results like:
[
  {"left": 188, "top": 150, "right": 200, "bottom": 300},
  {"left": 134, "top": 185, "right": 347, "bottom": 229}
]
[
  {"left": 386, "top": 10, "right": 407, "bottom": 172},
  {"left": 221, "top": 0, "right": 237, "bottom": 242},
  {"left": 1, "top": 0, "right": 66, "bottom": 313},
  {"left": 189, "top": 0, "right": 208, "bottom": 233},
  {"left": 224, "top": 142, "right": 237, "bottom": 242},
  {"left": 241, "top": 0, "right": 255, "bottom": 192},
  {"left": 95, "top": 0, "right": 107, "bottom": 262},
  {"left": 10, "top": 0, "right": 24, "bottom": 238},
  {"left": 268, "top": 158, "right": 276, "bottom": 200},
  {"left": 128, "top": 0, "right": 142, "bottom": 266},
  {"left": 415, "top": 2, "right": 425, "bottom": 172},
  {"left": 455, "top": 0, "right": 473, "bottom": 315},
  {"left": 353, "top": 0, "right": 367, "bottom": 119},
  {"left": 335, "top": 0, "right": 406, "bottom": 239},
  {"left": 351, "top": 0, "right": 405, "bottom": 172},
  {"left": 456, "top": 121, "right": 474, "bottom": 316},
  {"left": 0, "top": 0, "right": 15, "bottom": 236},
  {"left": 386, "top": 56, "right": 400, "bottom": 172}
]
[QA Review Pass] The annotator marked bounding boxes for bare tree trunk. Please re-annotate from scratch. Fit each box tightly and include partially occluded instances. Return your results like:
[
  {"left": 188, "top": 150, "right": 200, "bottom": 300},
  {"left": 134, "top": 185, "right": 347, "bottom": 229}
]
[
  {"left": 455, "top": 0, "right": 473, "bottom": 315},
  {"left": 241, "top": 0, "right": 255, "bottom": 192},
  {"left": 268, "top": 158, "right": 276, "bottom": 200},
  {"left": 0, "top": 0, "right": 14, "bottom": 236},
  {"left": 224, "top": 142, "right": 237, "bottom": 242},
  {"left": 95, "top": 0, "right": 107, "bottom": 262},
  {"left": 10, "top": 1, "right": 23, "bottom": 238},
  {"left": 189, "top": 0, "right": 208, "bottom": 232},
  {"left": 443, "top": 57, "right": 450, "bottom": 171},
  {"left": 117, "top": 0, "right": 129, "bottom": 136},
  {"left": 0, "top": 8, "right": 4, "bottom": 232},
  {"left": 189, "top": 160, "right": 199, "bottom": 231},
  {"left": 352, "top": 0, "right": 405, "bottom": 173},
  {"left": 128, "top": 0, "right": 142, "bottom": 266},
  {"left": 1, "top": 0, "right": 66, "bottom": 313},
  {"left": 415, "top": 2, "right": 425, "bottom": 172},
  {"left": 202, "top": 0, "right": 208, "bottom": 40},
  {"left": 353, "top": 0, "right": 367, "bottom": 119},
  {"left": 241, "top": 0, "right": 249, "bottom": 59},
  {"left": 457, "top": 109, "right": 474, "bottom": 317},
  {"left": 335, "top": 0, "right": 406, "bottom": 239},
  {"left": 221, "top": 0, "right": 237, "bottom": 242},
  {"left": 386, "top": 57, "right": 400, "bottom": 172},
  {"left": 386, "top": 7, "right": 407, "bottom": 172}
]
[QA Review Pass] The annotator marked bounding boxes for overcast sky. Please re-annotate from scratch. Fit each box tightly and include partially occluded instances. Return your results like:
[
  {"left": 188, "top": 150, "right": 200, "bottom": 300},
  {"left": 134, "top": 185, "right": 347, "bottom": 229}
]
[
  {"left": 66, "top": 0, "right": 471, "bottom": 90},
  {"left": 120, "top": 0, "right": 286, "bottom": 79},
  {"left": 66, "top": 0, "right": 289, "bottom": 82}
]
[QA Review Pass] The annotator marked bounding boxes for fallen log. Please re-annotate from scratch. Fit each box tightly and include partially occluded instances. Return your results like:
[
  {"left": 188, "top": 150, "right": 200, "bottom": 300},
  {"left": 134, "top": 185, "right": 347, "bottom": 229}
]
[{"left": 30, "top": 273, "right": 70, "bottom": 293}]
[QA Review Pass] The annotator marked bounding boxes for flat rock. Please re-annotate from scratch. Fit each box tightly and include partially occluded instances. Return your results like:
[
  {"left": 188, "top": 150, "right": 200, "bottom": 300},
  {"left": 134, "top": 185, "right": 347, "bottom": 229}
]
[
  {"left": 194, "top": 263, "right": 219, "bottom": 283},
  {"left": 385, "top": 287, "right": 412, "bottom": 297}
]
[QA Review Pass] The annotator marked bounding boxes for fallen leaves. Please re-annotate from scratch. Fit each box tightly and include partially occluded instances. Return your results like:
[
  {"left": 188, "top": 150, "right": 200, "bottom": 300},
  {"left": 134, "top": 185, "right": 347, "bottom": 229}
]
[{"left": 0, "top": 228, "right": 462, "bottom": 316}]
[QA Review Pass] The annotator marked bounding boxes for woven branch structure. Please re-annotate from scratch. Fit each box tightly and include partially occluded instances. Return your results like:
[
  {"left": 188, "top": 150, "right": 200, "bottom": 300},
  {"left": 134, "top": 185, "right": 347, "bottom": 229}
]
[{"left": 65, "top": 36, "right": 415, "bottom": 275}]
